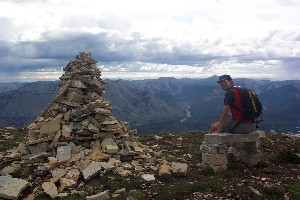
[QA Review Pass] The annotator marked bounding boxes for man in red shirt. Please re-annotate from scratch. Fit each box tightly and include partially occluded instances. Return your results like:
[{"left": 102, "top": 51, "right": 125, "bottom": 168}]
[{"left": 210, "top": 75, "right": 256, "bottom": 134}]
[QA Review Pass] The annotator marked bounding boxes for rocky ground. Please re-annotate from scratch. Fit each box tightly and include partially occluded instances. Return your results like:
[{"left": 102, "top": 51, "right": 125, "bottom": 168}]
[{"left": 0, "top": 127, "right": 300, "bottom": 200}]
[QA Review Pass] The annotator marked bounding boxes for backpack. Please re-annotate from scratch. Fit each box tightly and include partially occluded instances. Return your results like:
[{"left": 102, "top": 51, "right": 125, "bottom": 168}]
[
  {"left": 233, "top": 86, "right": 263, "bottom": 121},
  {"left": 229, "top": 87, "right": 263, "bottom": 132}
]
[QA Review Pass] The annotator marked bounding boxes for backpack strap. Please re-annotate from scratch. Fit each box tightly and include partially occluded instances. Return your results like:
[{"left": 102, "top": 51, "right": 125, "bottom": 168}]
[
  {"left": 228, "top": 87, "right": 245, "bottom": 132},
  {"left": 231, "top": 87, "right": 244, "bottom": 113},
  {"left": 255, "top": 114, "right": 264, "bottom": 129}
]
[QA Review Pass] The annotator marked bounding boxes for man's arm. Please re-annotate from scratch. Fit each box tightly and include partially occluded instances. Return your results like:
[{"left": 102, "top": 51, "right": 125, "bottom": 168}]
[{"left": 215, "top": 105, "right": 230, "bottom": 133}]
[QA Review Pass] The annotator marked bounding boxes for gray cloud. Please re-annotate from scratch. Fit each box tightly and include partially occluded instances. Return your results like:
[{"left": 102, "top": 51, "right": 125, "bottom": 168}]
[
  {"left": 1, "top": 29, "right": 214, "bottom": 72},
  {"left": 1, "top": 0, "right": 49, "bottom": 4},
  {"left": 1, "top": 27, "right": 299, "bottom": 80},
  {"left": 279, "top": 57, "right": 300, "bottom": 79},
  {"left": 0, "top": 0, "right": 300, "bottom": 81}
]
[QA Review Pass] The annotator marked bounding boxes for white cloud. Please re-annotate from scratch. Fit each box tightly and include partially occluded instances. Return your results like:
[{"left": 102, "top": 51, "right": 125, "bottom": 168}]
[{"left": 0, "top": 0, "right": 299, "bottom": 81}]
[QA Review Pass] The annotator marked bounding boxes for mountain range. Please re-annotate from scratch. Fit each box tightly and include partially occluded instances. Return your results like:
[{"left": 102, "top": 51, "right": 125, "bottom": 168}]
[{"left": 0, "top": 76, "right": 299, "bottom": 134}]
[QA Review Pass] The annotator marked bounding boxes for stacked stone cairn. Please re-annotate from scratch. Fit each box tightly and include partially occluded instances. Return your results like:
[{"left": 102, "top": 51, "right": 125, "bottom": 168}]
[
  {"left": 200, "top": 131, "right": 265, "bottom": 173},
  {"left": 0, "top": 52, "right": 188, "bottom": 200}
]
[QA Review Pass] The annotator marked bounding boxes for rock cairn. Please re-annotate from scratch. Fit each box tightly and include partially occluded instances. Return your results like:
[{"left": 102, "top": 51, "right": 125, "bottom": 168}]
[
  {"left": 0, "top": 52, "right": 187, "bottom": 200},
  {"left": 26, "top": 52, "right": 140, "bottom": 161}
]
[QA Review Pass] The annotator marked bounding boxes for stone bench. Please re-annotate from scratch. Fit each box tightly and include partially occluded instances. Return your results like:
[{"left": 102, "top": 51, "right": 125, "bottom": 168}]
[{"left": 200, "top": 131, "right": 265, "bottom": 172}]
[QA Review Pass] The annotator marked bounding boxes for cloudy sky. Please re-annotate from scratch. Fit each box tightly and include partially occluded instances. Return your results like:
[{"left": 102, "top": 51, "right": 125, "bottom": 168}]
[{"left": 0, "top": 0, "right": 299, "bottom": 82}]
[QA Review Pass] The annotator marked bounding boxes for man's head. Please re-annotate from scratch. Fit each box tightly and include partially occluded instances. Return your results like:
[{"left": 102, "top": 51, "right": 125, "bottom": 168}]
[
  {"left": 217, "top": 74, "right": 233, "bottom": 91},
  {"left": 217, "top": 75, "right": 232, "bottom": 83}
]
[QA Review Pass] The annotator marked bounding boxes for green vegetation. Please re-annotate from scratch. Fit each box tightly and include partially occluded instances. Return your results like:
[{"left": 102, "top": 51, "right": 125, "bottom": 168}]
[
  {"left": 0, "top": 127, "right": 27, "bottom": 152},
  {"left": 0, "top": 128, "right": 299, "bottom": 200},
  {"left": 230, "top": 185, "right": 252, "bottom": 198},
  {"left": 99, "top": 172, "right": 142, "bottom": 191},
  {"left": 156, "top": 179, "right": 223, "bottom": 200},
  {"left": 156, "top": 182, "right": 205, "bottom": 200},
  {"left": 199, "top": 166, "right": 215, "bottom": 176},
  {"left": 35, "top": 194, "right": 85, "bottom": 200},
  {"left": 261, "top": 133, "right": 300, "bottom": 164},
  {"left": 126, "top": 190, "right": 147, "bottom": 200},
  {"left": 258, "top": 184, "right": 284, "bottom": 199},
  {"left": 225, "top": 162, "right": 247, "bottom": 178},
  {"left": 277, "top": 149, "right": 300, "bottom": 164},
  {"left": 284, "top": 179, "right": 300, "bottom": 199},
  {"left": 255, "top": 160, "right": 269, "bottom": 168}
]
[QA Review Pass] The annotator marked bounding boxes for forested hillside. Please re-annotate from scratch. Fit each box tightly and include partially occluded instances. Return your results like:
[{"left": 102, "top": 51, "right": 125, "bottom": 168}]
[{"left": 0, "top": 77, "right": 299, "bottom": 134}]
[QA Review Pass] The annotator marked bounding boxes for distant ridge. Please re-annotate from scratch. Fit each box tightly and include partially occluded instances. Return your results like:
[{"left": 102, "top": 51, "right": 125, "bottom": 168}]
[
  {"left": 0, "top": 78, "right": 299, "bottom": 134},
  {"left": 0, "top": 82, "right": 27, "bottom": 93}
]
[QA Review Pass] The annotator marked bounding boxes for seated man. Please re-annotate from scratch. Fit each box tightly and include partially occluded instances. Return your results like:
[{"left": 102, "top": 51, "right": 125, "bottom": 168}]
[{"left": 211, "top": 75, "right": 256, "bottom": 134}]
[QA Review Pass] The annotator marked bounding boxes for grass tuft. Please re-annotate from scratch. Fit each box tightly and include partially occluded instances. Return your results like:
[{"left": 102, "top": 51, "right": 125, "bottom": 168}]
[
  {"left": 126, "top": 190, "right": 147, "bottom": 200},
  {"left": 284, "top": 179, "right": 300, "bottom": 199},
  {"left": 199, "top": 167, "right": 215, "bottom": 176},
  {"left": 258, "top": 185, "right": 284, "bottom": 199},
  {"left": 99, "top": 172, "right": 142, "bottom": 191},
  {"left": 277, "top": 149, "right": 300, "bottom": 164}
]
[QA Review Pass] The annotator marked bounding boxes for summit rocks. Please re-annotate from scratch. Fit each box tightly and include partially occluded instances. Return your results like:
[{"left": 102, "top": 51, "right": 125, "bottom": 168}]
[{"left": 0, "top": 52, "right": 188, "bottom": 199}]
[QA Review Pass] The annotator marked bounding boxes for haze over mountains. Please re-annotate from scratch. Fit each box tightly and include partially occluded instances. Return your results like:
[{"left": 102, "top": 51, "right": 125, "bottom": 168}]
[{"left": 0, "top": 77, "right": 299, "bottom": 134}]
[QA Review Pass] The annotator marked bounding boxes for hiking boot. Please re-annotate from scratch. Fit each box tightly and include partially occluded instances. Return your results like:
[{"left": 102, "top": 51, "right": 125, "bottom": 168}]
[
  {"left": 227, "top": 153, "right": 235, "bottom": 163},
  {"left": 228, "top": 146, "right": 237, "bottom": 154},
  {"left": 227, "top": 146, "right": 237, "bottom": 163}
]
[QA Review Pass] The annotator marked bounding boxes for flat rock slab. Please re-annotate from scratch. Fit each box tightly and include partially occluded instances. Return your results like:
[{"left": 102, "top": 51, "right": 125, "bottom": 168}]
[
  {"left": 0, "top": 175, "right": 29, "bottom": 200},
  {"left": 86, "top": 190, "right": 109, "bottom": 200},
  {"left": 42, "top": 181, "right": 58, "bottom": 198},
  {"left": 171, "top": 162, "right": 188, "bottom": 176},
  {"left": 82, "top": 161, "right": 103, "bottom": 180},
  {"left": 204, "top": 131, "right": 264, "bottom": 144}
]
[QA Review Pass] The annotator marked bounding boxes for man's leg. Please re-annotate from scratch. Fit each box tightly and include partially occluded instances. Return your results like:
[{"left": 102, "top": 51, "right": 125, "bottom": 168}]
[{"left": 228, "top": 143, "right": 237, "bottom": 163}]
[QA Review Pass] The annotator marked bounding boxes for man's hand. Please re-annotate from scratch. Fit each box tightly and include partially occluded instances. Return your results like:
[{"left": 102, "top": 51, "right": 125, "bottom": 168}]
[{"left": 215, "top": 128, "right": 222, "bottom": 133}]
